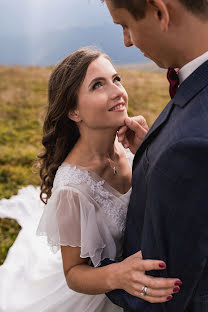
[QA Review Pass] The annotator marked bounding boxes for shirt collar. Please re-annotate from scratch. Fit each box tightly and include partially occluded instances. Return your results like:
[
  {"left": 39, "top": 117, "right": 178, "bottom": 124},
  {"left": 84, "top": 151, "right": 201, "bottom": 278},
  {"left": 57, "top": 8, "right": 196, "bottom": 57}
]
[{"left": 178, "top": 51, "right": 208, "bottom": 85}]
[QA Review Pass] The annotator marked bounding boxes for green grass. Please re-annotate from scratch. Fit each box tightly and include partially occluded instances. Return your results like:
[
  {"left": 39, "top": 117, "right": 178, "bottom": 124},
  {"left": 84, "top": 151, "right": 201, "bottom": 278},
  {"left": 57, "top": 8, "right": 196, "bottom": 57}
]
[
  {"left": 0, "top": 218, "right": 21, "bottom": 265},
  {"left": 0, "top": 65, "right": 170, "bottom": 265}
]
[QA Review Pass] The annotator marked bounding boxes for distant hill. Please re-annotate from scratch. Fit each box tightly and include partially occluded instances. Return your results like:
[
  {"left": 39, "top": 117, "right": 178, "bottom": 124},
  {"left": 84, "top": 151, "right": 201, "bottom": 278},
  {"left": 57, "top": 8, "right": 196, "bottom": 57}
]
[
  {"left": 118, "top": 62, "right": 166, "bottom": 73},
  {"left": 0, "top": 0, "right": 153, "bottom": 66},
  {"left": 0, "top": 24, "right": 148, "bottom": 66}
]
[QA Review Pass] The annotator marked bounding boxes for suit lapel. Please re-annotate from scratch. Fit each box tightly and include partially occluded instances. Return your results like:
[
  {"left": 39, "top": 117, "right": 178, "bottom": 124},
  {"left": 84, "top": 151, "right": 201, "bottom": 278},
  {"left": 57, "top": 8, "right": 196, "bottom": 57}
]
[
  {"left": 133, "top": 99, "right": 174, "bottom": 169},
  {"left": 133, "top": 59, "right": 208, "bottom": 170},
  {"left": 140, "top": 99, "right": 174, "bottom": 145}
]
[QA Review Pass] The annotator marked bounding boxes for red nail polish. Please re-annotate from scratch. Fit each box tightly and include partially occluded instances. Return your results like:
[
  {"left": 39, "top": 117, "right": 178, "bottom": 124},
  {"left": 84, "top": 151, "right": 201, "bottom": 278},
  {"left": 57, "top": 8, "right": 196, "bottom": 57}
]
[
  {"left": 159, "top": 263, "right": 166, "bottom": 268},
  {"left": 167, "top": 296, "right": 173, "bottom": 301},
  {"left": 173, "top": 287, "right": 180, "bottom": 293},
  {"left": 175, "top": 281, "right": 182, "bottom": 286}
]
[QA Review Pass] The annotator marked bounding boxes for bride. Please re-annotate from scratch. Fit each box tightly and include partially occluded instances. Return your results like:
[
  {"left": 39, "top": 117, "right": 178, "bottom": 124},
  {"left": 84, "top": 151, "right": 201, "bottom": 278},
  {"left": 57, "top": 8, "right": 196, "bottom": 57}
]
[{"left": 0, "top": 47, "right": 181, "bottom": 312}]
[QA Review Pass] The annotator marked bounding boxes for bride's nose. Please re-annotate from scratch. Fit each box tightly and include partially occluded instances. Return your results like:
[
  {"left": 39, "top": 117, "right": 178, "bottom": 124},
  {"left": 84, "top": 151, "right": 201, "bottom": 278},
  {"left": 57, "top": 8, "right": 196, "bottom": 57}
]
[{"left": 109, "top": 83, "right": 124, "bottom": 99}]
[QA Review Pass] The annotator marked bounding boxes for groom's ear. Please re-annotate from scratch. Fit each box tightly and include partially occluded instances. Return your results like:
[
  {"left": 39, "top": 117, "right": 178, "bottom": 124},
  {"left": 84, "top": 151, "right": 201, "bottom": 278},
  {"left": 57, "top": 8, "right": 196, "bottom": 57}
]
[
  {"left": 147, "top": 0, "right": 170, "bottom": 32},
  {"left": 68, "top": 109, "right": 82, "bottom": 122}
]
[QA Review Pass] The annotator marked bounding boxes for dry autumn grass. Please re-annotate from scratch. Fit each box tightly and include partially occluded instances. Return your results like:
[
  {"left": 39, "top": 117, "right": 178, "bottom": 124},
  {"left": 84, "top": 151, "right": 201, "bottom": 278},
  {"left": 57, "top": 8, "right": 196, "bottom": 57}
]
[{"left": 0, "top": 65, "right": 170, "bottom": 265}]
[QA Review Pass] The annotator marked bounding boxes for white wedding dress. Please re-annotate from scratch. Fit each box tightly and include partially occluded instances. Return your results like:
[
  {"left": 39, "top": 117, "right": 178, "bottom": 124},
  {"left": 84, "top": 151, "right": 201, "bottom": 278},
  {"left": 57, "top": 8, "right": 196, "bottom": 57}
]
[{"left": 0, "top": 149, "right": 133, "bottom": 312}]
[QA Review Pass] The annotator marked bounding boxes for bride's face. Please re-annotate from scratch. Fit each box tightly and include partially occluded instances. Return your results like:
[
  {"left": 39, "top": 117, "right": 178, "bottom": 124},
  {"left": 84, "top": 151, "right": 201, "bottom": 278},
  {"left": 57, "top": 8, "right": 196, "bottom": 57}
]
[{"left": 70, "top": 55, "right": 128, "bottom": 130}]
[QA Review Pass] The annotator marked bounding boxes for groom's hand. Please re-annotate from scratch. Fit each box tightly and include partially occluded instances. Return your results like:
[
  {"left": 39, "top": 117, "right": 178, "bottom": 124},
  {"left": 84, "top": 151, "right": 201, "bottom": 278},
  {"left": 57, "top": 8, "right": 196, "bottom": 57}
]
[{"left": 117, "top": 116, "right": 149, "bottom": 154}]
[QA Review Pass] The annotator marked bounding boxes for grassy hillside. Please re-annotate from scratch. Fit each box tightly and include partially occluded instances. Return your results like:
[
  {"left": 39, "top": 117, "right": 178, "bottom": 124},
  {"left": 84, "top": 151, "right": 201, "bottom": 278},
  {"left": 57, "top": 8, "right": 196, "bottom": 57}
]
[{"left": 0, "top": 65, "right": 170, "bottom": 265}]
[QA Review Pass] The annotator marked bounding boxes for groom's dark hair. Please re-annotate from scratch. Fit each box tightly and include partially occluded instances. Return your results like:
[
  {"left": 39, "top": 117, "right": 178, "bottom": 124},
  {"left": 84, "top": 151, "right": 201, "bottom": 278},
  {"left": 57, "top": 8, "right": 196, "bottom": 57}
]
[
  {"left": 101, "top": 0, "right": 147, "bottom": 19},
  {"left": 102, "top": 0, "right": 208, "bottom": 20}
]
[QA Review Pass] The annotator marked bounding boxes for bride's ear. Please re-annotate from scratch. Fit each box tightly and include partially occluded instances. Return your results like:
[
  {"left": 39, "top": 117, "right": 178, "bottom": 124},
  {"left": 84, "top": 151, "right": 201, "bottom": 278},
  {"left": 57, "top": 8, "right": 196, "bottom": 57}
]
[{"left": 68, "top": 109, "right": 82, "bottom": 122}]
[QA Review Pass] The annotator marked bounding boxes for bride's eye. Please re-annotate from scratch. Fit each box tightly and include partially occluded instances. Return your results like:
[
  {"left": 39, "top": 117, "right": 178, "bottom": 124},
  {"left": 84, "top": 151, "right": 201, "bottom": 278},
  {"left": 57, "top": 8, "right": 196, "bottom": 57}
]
[{"left": 92, "top": 81, "right": 102, "bottom": 90}]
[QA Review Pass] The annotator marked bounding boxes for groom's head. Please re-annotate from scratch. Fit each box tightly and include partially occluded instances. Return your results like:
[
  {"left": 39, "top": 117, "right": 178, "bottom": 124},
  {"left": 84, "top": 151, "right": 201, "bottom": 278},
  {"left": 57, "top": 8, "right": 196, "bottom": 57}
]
[
  {"left": 103, "top": 0, "right": 208, "bottom": 69},
  {"left": 104, "top": 0, "right": 208, "bottom": 19}
]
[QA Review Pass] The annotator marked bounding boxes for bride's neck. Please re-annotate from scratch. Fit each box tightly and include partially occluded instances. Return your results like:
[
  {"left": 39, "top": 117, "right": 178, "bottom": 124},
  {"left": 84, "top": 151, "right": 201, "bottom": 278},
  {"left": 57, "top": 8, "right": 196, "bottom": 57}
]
[{"left": 75, "top": 129, "right": 119, "bottom": 161}]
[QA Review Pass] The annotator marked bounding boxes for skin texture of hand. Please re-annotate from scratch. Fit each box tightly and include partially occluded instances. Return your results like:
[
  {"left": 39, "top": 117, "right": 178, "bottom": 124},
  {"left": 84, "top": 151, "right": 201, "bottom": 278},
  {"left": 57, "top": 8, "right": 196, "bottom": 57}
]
[
  {"left": 110, "top": 251, "right": 182, "bottom": 303},
  {"left": 117, "top": 116, "right": 149, "bottom": 154}
]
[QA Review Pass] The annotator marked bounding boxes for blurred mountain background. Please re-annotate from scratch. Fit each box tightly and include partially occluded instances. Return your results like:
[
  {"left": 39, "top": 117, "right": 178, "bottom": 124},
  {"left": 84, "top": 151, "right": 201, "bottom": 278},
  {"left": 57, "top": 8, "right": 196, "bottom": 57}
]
[{"left": 0, "top": 0, "right": 151, "bottom": 66}]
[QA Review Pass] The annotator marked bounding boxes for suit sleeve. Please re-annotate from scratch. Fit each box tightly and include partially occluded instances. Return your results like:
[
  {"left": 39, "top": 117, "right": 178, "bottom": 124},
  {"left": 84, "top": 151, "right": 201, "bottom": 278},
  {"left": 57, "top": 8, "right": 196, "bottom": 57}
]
[{"left": 141, "top": 139, "right": 208, "bottom": 311}]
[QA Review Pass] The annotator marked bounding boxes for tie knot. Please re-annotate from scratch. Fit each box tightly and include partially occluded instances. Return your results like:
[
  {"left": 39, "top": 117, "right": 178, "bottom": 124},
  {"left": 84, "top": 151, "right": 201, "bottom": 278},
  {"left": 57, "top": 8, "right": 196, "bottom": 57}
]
[{"left": 167, "top": 67, "right": 179, "bottom": 99}]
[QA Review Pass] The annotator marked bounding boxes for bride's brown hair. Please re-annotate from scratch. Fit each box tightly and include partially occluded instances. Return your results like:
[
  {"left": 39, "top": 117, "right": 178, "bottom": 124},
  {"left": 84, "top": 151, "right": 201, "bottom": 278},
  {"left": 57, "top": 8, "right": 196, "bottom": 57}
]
[{"left": 38, "top": 47, "right": 109, "bottom": 204}]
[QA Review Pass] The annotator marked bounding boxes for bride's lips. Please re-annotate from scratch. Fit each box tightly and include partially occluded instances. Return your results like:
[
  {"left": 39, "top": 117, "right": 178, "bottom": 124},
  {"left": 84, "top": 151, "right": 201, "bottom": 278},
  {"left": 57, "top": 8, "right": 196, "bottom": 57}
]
[{"left": 108, "top": 102, "right": 126, "bottom": 112}]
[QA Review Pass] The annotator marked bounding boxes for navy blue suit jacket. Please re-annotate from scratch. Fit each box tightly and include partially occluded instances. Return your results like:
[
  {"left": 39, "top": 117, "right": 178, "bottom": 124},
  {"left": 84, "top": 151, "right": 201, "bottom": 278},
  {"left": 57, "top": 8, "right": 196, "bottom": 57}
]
[{"left": 102, "top": 61, "right": 208, "bottom": 311}]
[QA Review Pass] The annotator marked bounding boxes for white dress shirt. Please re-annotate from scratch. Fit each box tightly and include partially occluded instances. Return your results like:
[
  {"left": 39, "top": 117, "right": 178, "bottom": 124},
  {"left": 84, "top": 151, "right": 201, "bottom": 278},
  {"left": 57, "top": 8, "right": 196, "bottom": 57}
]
[{"left": 177, "top": 51, "right": 208, "bottom": 85}]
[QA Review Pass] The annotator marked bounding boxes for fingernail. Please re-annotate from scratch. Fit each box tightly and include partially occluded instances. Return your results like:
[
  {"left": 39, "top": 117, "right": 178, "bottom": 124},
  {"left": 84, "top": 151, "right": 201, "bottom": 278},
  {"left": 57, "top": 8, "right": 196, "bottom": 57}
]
[
  {"left": 166, "top": 296, "right": 173, "bottom": 301},
  {"left": 159, "top": 263, "right": 166, "bottom": 268},
  {"left": 173, "top": 287, "right": 180, "bottom": 293},
  {"left": 175, "top": 281, "right": 182, "bottom": 286}
]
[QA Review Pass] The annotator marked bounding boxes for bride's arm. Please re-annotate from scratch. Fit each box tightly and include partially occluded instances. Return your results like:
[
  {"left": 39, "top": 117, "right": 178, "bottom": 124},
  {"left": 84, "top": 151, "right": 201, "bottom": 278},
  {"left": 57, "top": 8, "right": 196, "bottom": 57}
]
[{"left": 61, "top": 246, "right": 181, "bottom": 303}]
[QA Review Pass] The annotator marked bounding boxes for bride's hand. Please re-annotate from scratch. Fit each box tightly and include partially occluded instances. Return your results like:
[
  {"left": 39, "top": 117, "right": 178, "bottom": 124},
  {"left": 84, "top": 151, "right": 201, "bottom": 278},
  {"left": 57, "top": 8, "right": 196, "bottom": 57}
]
[
  {"left": 111, "top": 251, "right": 182, "bottom": 303},
  {"left": 117, "top": 116, "right": 149, "bottom": 154}
]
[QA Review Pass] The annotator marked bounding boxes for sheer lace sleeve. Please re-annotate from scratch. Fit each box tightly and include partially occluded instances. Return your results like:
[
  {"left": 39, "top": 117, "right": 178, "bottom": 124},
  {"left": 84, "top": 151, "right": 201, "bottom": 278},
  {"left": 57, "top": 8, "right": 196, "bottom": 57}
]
[{"left": 36, "top": 186, "right": 109, "bottom": 267}]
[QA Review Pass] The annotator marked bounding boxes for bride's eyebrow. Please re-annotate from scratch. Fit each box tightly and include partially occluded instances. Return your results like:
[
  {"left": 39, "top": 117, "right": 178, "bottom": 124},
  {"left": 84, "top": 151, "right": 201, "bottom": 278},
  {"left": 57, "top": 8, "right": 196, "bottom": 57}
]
[
  {"left": 88, "top": 77, "right": 104, "bottom": 89},
  {"left": 88, "top": 73, "right": 118, "bottom": 89}
]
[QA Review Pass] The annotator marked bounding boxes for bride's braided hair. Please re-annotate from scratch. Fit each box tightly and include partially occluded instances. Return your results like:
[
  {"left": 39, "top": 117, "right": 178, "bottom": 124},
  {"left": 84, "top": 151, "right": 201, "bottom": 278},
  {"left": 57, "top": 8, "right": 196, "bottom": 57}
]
[{"left": 38, "top": 47, "right": 109, "bottom": 204}]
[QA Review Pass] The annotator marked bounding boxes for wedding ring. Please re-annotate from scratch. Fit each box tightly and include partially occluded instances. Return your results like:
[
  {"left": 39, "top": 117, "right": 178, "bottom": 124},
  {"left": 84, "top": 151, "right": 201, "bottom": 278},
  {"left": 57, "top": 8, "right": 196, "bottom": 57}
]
[{"left": 140, "top": 286, "right": 148, "bottom": 296}]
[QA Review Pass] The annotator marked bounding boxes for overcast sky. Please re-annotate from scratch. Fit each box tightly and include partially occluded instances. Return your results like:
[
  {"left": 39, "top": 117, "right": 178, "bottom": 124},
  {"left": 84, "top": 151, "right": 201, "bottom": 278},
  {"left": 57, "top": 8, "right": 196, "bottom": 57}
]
[
  {"left": 0, "top": 0, "right": 112, "bottom": 36},
  {"left": 0, "top": 0, "right": 149, "bottom": 65}
]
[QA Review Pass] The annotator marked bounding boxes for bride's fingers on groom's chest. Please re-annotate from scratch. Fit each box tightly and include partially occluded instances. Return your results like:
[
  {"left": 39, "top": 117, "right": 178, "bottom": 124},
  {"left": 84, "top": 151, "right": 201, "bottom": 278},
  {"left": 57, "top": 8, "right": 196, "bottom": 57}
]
[
  {"left": 137, "top": 259, "right": 166, "bottom": 272},
  {"left": 142, "top": 274, "right": 182, "bottom": 290}
]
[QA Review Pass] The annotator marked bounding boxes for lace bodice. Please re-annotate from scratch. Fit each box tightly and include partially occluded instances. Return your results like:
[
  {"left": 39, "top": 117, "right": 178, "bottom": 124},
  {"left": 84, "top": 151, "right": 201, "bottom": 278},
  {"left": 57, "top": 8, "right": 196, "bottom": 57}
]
[
  {"left": 36, "top": 148, "right": 134, "bottom": 267},
  {"left": 53, "top": 163, "right": 131, "bottom": 232}
]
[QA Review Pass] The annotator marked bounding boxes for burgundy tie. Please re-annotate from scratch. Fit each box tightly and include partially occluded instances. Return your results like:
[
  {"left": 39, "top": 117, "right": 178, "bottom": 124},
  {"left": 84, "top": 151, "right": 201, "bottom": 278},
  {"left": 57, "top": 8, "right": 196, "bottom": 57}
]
[{"left": 167, "top": 67, "right": 179, "bottom": 98}]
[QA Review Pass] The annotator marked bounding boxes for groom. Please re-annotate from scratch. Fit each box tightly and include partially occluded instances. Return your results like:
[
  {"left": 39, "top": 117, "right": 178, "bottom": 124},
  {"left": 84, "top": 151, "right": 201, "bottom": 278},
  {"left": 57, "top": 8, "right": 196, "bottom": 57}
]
[{"left": 100, "top": 0, "right": 208, "bottom": 311}]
